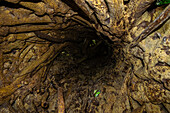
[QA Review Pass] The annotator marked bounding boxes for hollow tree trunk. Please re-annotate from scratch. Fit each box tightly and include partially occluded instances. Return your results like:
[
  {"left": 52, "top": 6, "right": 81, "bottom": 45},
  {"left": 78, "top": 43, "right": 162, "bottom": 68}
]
[{"left": 0, "top": 0, "right": 169, "bottom": 113}]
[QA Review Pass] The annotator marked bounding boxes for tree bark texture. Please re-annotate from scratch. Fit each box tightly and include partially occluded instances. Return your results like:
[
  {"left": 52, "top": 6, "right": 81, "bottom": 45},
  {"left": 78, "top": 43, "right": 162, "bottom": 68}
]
[{"left": 0, "top": 0, "right": 169, "bottom": 112}]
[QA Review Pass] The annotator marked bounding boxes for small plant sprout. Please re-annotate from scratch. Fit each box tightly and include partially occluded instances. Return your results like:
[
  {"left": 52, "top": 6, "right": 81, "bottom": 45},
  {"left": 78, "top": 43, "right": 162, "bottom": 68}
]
[
  {"left": 92, "top": 39, "right": 96, "bottom": 45},
  {"left": 94, "top": 90, "right": 101, "bottom": 97},
  {"left": 90, "top": 39, "right": 96, "bottom": 47}
]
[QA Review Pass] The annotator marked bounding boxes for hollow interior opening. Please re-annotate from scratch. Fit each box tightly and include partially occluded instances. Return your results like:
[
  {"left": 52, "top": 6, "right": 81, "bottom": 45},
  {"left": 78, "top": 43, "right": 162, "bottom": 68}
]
[{"left": 45, "top": 26, "right": 128, "bottom": 112}]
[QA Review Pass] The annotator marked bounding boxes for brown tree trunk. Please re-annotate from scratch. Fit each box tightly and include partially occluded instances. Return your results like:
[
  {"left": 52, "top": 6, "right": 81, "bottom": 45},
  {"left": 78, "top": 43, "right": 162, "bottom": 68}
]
[{"left": 0, "top": 0, "right": 169, "bottom": 112}]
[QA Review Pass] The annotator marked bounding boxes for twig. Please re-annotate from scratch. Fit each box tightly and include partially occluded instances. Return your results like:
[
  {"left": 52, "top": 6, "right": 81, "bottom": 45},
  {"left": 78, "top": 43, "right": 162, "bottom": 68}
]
[{"left": 58, "top": 87, "right": 65, "bottom": 113}]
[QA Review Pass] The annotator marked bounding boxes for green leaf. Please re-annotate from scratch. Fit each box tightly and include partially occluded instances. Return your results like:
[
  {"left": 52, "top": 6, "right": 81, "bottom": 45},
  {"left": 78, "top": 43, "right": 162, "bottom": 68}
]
[
  {"left": 94, "top": 90, "right": 101, "bottom": 97},
  {"left": 156, "top": 0, "right": 170, "bottom": 5}
]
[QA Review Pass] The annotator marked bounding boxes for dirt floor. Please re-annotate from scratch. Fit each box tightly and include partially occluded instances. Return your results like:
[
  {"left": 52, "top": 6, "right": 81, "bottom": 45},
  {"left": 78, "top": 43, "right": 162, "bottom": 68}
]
[{"left": 42, "top": 39, "right": 129, "bottom": 112}]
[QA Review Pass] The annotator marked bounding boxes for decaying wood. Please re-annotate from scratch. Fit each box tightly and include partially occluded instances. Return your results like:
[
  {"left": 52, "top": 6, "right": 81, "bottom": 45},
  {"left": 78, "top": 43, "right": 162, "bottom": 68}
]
[
  {"left": 0, "top": 0, "right": 169, "bottom": 112},
  {"left": 58, "top": 87, "right": 65, "bottom": 113},
  {"left": 130, "top": 4, "right": 170, "bottom": 48}
]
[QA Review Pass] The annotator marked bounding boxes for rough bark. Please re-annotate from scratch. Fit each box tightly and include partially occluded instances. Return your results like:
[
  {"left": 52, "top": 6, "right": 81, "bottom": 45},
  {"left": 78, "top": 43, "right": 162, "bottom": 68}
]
[{"left": 0, "top": 0, "right": 169, "bottom": 113}]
